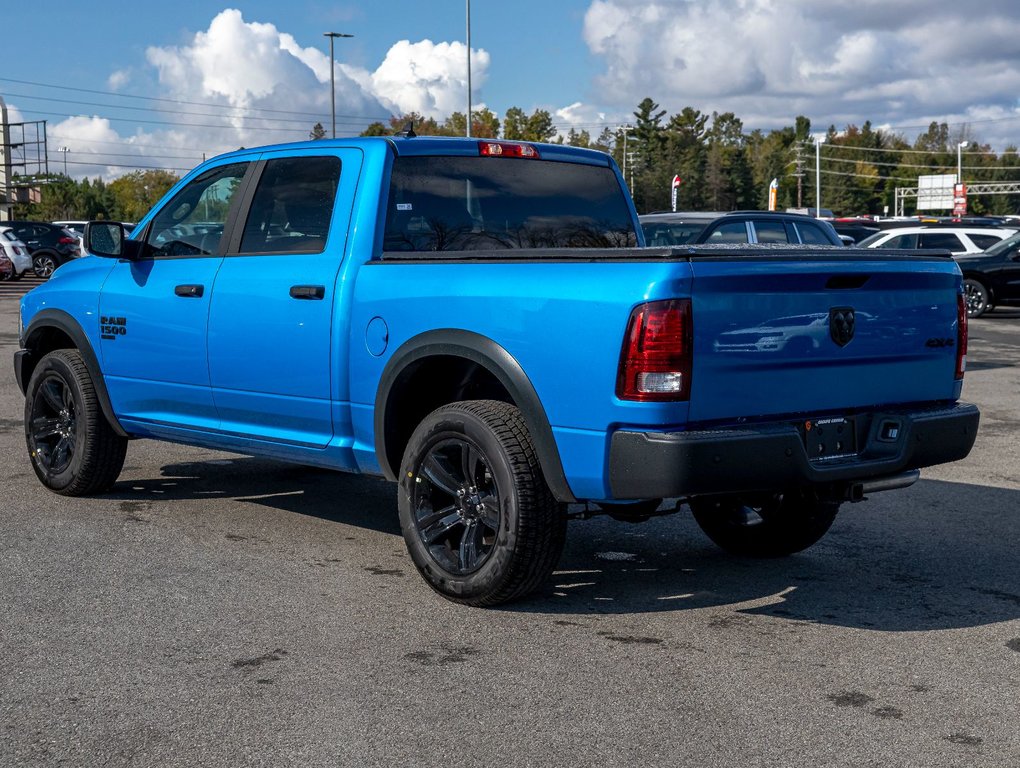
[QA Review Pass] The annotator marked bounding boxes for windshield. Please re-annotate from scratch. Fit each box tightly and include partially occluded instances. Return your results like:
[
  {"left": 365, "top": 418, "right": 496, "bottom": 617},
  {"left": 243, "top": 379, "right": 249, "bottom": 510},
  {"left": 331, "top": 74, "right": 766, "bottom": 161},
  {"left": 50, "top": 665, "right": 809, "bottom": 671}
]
[
  {"left": 384, "top": 156, "right": 637, "bottom": 251},
  {"left": 856, "top": 232, "right": 887, "bottom": 248},
  {"left": 640, "top": 220, "right": 709, "bottom": 245},
  {"left": 984, "top": 230, "right": 1020, "bottom": 256}
]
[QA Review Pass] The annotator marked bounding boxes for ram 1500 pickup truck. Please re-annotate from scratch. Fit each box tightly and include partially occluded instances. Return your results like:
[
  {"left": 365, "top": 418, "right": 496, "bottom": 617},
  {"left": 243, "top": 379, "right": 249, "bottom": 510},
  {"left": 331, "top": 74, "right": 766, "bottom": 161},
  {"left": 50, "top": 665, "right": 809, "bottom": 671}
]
[{"left": 14, "top": 135, "right": 979, "bottom": 606}]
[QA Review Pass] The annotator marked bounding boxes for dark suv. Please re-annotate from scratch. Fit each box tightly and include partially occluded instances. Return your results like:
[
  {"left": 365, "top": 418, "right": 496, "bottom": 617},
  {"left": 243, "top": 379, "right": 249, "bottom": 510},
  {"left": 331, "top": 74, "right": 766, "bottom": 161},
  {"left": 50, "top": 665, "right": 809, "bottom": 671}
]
[
  {"left": 955, "top": 230, "right": 1020, "bottom": 317},
  {"left": 640, "top": 211, "right": 843, "bottom": 247},
  {"left": 4, "top": 221, "right": 81, "bottom": 278}
]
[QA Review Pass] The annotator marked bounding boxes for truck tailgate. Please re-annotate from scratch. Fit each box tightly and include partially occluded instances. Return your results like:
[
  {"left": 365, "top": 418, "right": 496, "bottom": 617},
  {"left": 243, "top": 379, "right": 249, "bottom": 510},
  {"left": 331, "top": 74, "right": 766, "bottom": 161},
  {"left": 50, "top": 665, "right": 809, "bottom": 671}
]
[{"left": 687, "top": 251, "right": 963, "bottom": 424}]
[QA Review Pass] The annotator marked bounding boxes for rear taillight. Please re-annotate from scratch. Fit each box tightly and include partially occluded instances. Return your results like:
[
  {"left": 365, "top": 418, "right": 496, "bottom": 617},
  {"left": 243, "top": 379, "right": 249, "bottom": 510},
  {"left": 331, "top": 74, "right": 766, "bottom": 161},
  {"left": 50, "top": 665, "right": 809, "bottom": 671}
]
[
  {"left": 478, "top": 141, "right": 540, "bottom": 159},
  {"left": 617, "top": 299, "right": 692, "bottom": 401},
  {"left": 956, "top": 292, "right": 968, "bottom": 380},
  {"left": 58, "top": 236, "right": 77, "bottom": 245}
]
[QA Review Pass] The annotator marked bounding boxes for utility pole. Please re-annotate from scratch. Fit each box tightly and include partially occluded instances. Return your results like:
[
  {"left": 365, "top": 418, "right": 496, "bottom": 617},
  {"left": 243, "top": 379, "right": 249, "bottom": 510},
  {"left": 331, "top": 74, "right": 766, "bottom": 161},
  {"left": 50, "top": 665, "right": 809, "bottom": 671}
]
[
  {"left": 323, "top": 32, "right": 353, "bottom": 139},
  {"left": 0, "top": 96, "right": 11, "bottom": 221},
  {"left": 466, "top": 0, "right": 472, "bottom": 137},
  {"left": 792, "top": 142, "right": 805, "bottom": 208}
]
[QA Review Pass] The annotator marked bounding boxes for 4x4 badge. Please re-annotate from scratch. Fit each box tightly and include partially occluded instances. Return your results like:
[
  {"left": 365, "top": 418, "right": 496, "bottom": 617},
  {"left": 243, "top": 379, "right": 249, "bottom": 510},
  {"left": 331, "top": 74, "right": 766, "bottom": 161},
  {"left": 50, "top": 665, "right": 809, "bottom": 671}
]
[{"left": 829, "top": 307, "right": 855, "bottom": 347}]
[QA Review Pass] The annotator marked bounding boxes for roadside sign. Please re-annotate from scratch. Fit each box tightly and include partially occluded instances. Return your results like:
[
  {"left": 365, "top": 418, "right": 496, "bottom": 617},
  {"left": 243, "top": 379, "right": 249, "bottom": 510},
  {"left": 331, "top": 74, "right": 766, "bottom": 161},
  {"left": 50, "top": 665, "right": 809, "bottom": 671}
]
[
  {"left": 953, "top": 183, "right": 968, "bottom": 216},
  {"left": 671, "top": 175, "right": 681, "bottom": 211},
  {"left": 768, "top": 178, "right": 778, "bottom": 211}
]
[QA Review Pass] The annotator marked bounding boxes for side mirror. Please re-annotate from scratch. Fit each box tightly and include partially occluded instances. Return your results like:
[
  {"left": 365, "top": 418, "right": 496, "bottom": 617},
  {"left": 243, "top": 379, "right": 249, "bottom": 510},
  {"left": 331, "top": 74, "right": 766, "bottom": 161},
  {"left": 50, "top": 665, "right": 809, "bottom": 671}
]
[{"left": 84, "top": 221, "right": 126, "bottom": 258}]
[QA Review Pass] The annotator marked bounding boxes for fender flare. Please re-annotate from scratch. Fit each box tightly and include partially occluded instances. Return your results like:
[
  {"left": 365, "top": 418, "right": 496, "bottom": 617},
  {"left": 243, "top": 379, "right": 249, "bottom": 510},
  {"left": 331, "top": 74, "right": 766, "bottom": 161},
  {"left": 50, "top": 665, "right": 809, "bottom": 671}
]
[
  {"left": 374, "top": 329, "right": 576, "bottom": 503},
  {"left": 19, "top": 309, "right": 130, "bottom": 438}
]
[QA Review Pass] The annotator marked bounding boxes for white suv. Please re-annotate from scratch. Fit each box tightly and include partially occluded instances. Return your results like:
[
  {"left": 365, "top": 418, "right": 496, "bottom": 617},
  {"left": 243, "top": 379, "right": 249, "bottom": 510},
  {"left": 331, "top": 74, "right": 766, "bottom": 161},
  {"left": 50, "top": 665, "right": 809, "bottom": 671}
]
[
  {"left": 857, "top": 226, "right": 1016, "bottom": 256},
  {"left": 0, "top": 226, "right": 33, "bottom": 280}
]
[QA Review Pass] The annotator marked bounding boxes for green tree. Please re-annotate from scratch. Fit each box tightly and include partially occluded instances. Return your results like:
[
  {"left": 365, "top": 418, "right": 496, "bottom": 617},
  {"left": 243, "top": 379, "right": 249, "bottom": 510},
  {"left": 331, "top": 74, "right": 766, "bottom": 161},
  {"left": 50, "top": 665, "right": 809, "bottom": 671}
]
[
  {"left": 108, "top": 170, "right": 179, "bottom": 222},
  {"left": 524, "top": 109, "right": 557, "bottom": 143},
  {"left": 703, "top": 112, "right": 751, "bottom": 211},
  {"left": 360, "top": 121, "right": 391, "bottom": 136},
  {"left": 309, "top": 122, "right": 327, "bottom": 140},
  {"left": 502, "top": 107, "right": 527, "bottom": 140}
]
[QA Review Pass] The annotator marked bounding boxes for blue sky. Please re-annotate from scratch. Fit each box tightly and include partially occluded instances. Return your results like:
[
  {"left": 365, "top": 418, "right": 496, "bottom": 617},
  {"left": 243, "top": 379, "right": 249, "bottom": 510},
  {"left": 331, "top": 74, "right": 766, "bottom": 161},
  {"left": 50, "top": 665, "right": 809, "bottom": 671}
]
[{"left": 3, "top": 1, "right": 1020, "bottom": 179}]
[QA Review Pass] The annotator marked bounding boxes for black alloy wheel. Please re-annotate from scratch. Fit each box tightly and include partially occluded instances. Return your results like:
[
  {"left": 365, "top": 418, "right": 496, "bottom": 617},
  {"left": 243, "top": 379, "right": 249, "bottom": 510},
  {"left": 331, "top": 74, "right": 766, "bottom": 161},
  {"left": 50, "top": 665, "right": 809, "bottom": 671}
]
[
  {"left": 412, "top": 435, "right": 502, "bottom": 575},
  {"left": 29, "top": 373, "right": 79, "bottom": 476},
  {"left": 398, "top": 400, "right": 566, "bottom": 606}
]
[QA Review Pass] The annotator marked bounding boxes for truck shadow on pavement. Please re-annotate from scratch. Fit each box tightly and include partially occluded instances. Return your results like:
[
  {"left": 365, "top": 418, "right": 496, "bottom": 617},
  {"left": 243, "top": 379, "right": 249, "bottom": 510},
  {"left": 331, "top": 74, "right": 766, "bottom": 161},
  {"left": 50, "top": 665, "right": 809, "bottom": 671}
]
[{"left": 108, "top": 458, "right": 1019, "bottom": 631}]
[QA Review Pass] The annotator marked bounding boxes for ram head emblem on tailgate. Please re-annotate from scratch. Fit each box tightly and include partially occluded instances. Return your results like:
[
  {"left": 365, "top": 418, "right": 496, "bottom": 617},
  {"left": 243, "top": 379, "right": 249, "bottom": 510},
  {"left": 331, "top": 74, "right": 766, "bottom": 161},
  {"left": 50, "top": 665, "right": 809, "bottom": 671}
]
[{"left": 829, "top": 307, "right": 855, "bottom": 347}]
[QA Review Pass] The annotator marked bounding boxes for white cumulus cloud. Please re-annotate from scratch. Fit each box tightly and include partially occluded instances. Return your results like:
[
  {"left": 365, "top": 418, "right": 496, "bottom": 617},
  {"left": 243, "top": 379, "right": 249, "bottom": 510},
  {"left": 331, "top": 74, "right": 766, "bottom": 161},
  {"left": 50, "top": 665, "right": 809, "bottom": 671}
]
[
  {"left": 32, "top": 9, "right": 491, "bottom": 180},
  {"left": 581, "top": 0, "right": 1020, "bottom": 147}
]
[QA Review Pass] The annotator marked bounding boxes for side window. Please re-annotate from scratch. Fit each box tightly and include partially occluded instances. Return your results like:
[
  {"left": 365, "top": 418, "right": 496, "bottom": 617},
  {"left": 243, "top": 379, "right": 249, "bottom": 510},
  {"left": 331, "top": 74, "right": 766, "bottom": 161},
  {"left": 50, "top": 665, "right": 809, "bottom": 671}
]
[
  {"left": 239, "top": 156, "right": 342, "bottom": 254},
  {"left": 883, "top": 233, "right": 918, "bottom": 249},
  {"left": 146, "top": 162, "right": 248, "bottom": 257},
  {"left": 752, "top": 220, "right": 790, "bottom": 244},
  {"left": 796, "top": 222, "right": 834, "bottom": 245},
  {"left": 918, "top": 232, "right": 963, "bottom": 251},
  {"left": 968, "top": 234, "right": 1002, "bottom": 251},
  {"left": 706, "top": 221, "right": 749, "bottom": 243}
]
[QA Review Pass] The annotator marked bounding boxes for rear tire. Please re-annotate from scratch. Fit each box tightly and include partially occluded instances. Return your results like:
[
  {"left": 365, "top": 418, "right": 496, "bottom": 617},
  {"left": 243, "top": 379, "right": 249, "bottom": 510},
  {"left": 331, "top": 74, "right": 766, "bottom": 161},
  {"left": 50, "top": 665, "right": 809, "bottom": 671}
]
[
  {"left": 398, "top": 400, "right": 567, "bottom": 607},
  {"left": 24, "top": 349, "right": 127, "bottom": 496},
  {"left": 690, "top": 490, "right": 839, "bottom": 557},
  {"left": 963, "top": 278, "right": 990, "bottom": 318}
]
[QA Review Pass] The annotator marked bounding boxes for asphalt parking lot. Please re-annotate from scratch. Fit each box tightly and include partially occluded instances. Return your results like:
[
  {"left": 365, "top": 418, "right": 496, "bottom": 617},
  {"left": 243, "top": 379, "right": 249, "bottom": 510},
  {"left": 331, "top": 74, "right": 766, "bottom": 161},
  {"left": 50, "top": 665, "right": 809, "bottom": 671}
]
[{"left": 1, "top": 283, "right": 1018, "bottom": 767}]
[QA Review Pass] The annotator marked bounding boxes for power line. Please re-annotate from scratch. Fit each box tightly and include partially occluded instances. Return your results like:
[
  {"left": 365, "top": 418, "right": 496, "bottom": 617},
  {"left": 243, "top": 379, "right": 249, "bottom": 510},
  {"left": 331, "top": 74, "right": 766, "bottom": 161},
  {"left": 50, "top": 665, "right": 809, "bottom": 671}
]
[
  {"left": 4, "top": 90, "right": 333, "bottom": 127},
  {"left": 56, "top": 158, "right": 192, "bottom": 172},
  {"left": 14, "top": 107, "right": 361, "bottom": 135},
  {"left": 0, "top": 75, "right": 389, "bottom": 122},
  {"left": 819, "top": 155, "right": 1020, "bottom": 173},
  {"left": 820, "top": 143, "right": 1011, "bottom": 157}
]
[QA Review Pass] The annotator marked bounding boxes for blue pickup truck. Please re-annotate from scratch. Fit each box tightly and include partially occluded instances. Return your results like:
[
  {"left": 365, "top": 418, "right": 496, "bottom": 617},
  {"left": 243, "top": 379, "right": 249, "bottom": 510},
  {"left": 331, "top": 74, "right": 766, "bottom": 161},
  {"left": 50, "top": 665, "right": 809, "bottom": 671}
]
[{"left": 14, "top": 135, "right": 978, "bottom": 606}]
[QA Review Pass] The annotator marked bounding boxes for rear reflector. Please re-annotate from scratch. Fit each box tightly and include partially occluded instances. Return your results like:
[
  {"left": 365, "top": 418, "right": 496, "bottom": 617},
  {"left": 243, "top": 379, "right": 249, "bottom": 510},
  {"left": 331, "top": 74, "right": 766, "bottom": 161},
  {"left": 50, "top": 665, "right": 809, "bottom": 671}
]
[
  {"left": 478, "top": 141, "right": 540, "bottom": 159},
  {"left": 956, "top": 291, "right": 968, "bottom": 380},
  {"left": 617, "top": 299, "right": 692, "bottom": 401}
]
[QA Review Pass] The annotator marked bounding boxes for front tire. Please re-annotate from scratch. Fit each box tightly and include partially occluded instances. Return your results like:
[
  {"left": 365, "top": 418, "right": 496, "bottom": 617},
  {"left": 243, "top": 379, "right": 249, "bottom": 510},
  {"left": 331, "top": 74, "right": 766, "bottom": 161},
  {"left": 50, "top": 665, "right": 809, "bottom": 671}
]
[
  {"left": 24, "top": 349, "right": 128, "bottom": 496},
  {"left": 963, "top": 278, "right": 990, "bottom": 318},
  {"left": 690, "top": 490, "right": 839, "bottom": 557},
  {"left": 398, "top": 400, "right": 567, "bottom": 607}
]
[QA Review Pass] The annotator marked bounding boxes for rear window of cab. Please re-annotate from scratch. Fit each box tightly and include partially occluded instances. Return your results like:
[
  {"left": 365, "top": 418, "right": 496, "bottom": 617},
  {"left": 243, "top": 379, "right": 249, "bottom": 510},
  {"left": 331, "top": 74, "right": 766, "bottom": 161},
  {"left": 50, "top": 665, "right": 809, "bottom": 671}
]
[{"left": 384, "top": 156, "right": 637, "bottom": 251}]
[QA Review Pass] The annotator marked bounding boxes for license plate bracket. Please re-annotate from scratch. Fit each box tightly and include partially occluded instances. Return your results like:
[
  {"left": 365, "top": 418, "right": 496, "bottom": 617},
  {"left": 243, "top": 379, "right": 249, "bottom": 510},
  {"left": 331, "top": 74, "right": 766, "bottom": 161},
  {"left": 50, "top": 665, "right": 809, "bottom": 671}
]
[{"left": 804, "top": 416, "right": 857, "bottom": 462}]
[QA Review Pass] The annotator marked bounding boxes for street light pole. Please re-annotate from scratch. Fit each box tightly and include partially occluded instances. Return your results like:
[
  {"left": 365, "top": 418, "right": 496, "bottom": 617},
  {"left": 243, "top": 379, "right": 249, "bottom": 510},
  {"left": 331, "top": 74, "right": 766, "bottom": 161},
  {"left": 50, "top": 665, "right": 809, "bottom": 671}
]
[
  {"left": 58, "top": 146, "right": 69, "bottom": 177},
  {"left": 957, "top": 140, "right": 969, "bottom": 184},
  {"left": 466, "top": 0, "right": 472, "bottom": 138},
  {"left": 323, "top": 32, "right": 353, "bottom": 139},
  {"left": 815, "top": 135, "right": 825, "bottom": 217}
]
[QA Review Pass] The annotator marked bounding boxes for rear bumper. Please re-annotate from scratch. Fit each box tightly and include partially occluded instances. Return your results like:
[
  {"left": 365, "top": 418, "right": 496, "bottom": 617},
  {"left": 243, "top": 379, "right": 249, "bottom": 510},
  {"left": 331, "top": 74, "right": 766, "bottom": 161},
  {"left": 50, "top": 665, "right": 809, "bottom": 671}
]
[{"left": 608, "top": 402, "right": 980, "bottom": 499}]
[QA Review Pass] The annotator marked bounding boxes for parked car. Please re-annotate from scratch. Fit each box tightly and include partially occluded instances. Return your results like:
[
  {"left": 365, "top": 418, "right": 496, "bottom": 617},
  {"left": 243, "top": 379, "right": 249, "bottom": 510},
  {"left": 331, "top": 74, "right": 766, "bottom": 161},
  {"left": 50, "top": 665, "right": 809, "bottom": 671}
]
[
  {"left": 4, "top": 221, "right": 81, "bottom": 277},
  {"left": 830, "top": 217, "right": 881, "bottom": 244},
  {"left": 856, "top": 226, "right": 1015, "bottom": 256},
  {"left": 639, "top": 211, "right": 720, "bottom": 245},
  {"left": 640, "top": 211, "right": 843, "bottom": 247},
  {"left": 955, "top": 231, "right": 1020, "bottom": 317},
  {"left": 0, "top": 226, "right": 33, "bottom": 280},
  {"left": 0, "top": 253, "right": 13, "bottom": 280}
]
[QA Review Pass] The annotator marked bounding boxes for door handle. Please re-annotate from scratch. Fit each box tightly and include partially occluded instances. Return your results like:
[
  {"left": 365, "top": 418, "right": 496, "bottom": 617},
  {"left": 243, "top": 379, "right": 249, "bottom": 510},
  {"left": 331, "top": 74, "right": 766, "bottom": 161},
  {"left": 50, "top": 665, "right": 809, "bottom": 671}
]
[
  {"left": 289, "top": 285, "right": 325, "bottom": 300},
  {"left": 174, "top": 284, "right": 204, "bottom": 298}
]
